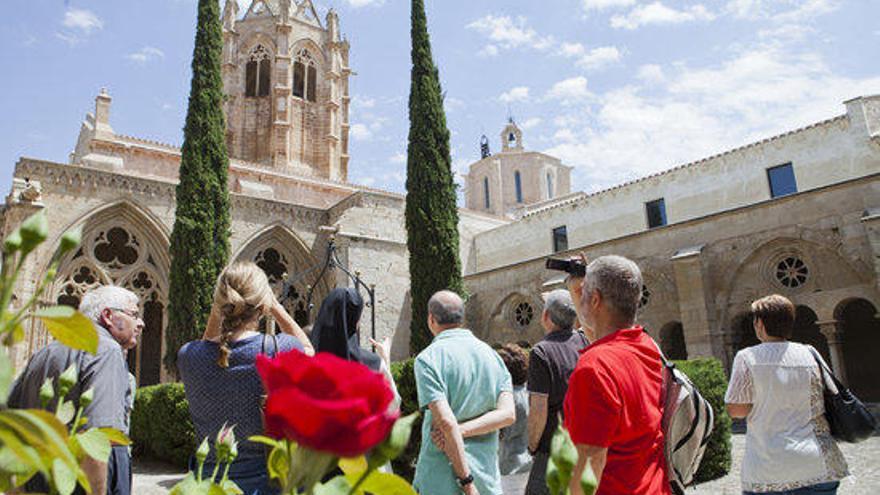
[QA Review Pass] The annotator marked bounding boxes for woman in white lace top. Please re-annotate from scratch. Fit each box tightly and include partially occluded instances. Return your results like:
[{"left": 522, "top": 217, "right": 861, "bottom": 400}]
[{"left": 725, "top": 294, "right": 848, "bottom": 495}]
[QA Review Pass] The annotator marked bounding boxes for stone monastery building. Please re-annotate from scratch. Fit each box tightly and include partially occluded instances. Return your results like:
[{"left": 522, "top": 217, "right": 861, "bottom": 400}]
[{"left": 2, "top": 0, "right": 879, "bottom": 403}]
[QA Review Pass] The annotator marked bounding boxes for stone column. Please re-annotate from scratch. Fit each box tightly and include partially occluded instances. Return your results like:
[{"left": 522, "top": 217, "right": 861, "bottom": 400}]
[
  {"left": 670, "top": 245, "right": 715, "bottom": 358},
  {"left": 817, "top": 320, "right": 847, "bottom": 384}
]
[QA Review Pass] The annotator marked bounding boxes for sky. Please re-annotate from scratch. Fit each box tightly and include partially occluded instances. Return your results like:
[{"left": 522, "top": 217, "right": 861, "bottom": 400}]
[{"left": 1, "top": 0, "right": 879, "bottom": 199}]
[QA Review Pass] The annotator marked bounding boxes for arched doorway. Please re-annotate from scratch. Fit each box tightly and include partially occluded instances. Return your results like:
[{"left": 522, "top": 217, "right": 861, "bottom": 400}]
[
  {"left": 790, "top": 306, "right": 831, "bottom": 365},
  {"left": 660, "top": 322, "right": 687, "bottom": 360},
  {"left": 51, "top": 205, "right": 170, "bottom": 386},
  {"left": 837, "top": 299, "right": 880, "bottom": 402}
]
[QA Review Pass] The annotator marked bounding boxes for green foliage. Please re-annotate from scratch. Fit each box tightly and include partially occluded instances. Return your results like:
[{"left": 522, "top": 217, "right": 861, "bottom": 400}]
[
  {"left": 673, "top": 358, "right": 732, "bottom": 483},
  {"left": 546, "top": 425, "right": 597, "bottom": 495},
  {"left": 130, "top": 383, "right": 196, "bottom": 468},
  {"left": 389, "top": 359, "right": 420, "bottom": 480},
  {"left": 405, "top": 0, "right": 464, "bottom": 355},
  {"left": 165, "top": 0, "right": 231, "bottom": 375},
  {"left": 0, "top": 209, "right": 127, "bottom": 494}
]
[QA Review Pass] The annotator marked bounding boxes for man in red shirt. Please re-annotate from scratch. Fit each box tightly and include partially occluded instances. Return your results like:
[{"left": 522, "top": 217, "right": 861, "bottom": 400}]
[{"left": 563, "top": 255, "right": 670, "bottom": 495}]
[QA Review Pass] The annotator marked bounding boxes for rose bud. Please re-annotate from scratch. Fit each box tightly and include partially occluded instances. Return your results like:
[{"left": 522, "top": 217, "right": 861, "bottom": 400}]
[
  {"left": 195, "top": 437, "right": 210, "bottom": 465},
  {"left": 39, "top": 377, "right": 55, "bottom": 408},
  {"left": 80, "top": 387, "right": 94, "bottom": 408},
  {"left": 215, "top": 424, "right": 236, "bottom": 462},
  {"left": 58, "top": 363, "right": 78, "bottom": 397}
]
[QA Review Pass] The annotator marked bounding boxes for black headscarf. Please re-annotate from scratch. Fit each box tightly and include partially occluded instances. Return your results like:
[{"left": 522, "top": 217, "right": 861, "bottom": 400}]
[{"left": 309, "top": 287, "right": 381, "bottom": 371}]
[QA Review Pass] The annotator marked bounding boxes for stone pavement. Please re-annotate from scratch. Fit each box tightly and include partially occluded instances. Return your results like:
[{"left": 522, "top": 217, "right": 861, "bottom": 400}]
[{"left": 133, "top": 434, "right": 880, "bottom": 494}]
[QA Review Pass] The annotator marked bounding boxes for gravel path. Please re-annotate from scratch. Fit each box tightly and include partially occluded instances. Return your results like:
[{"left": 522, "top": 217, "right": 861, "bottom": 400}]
[{"left": 133, "top": 434, "right": 880, "bottom": 494}]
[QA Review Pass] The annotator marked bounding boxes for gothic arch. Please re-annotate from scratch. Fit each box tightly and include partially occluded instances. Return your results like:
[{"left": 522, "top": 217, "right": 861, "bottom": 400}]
[
  {"left": 37, "top": 200, "right": 171, "bottom": 385},
  {"left": 238, "top": 33, "right": 277, "bottom": 60},
  {"left": 233, "top": 224, "right": 330, "bottom": 326},
  {"left": 290, "top": 38, "right": 328, "bottom": 65}
]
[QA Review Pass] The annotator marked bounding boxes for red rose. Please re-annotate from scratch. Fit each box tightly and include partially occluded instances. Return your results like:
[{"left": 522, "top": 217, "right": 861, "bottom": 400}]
[{"left": 256, "top": 350, "right": 400, "bottom": 457}]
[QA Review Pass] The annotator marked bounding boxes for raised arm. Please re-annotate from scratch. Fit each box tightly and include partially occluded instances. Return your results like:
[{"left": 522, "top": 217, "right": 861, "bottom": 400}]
[
  {"left": 201, "top": 302, "right": 222, "bottom": 341},
  {"left": 429, "top": 399, "right": 479, "bottom": 495},
  {"left": 527, "top": 393, "right": 548, "bottom": 453},
  {"left": 459, "top": 391, "right": 515, "bottom": 438},
  {"left": 270, "top": 301, "right": 315, "bottom": 356}
]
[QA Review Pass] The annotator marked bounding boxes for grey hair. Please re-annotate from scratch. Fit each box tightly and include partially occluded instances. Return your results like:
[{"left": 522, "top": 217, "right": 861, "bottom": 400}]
[
  {"left": 427, "top": 290, "right": 465, "bottom": 326},
  {"left": 583, "top": 255, "right": 642, "bottom": 324},
  {"left": 79, "top": 286, "right": 139, "bottom": 325},
  {"left": 544, "top": 289, "right": 577, "bottom": 330}
]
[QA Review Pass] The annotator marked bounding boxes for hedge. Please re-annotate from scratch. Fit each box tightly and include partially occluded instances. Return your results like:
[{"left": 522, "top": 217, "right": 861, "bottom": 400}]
[
  {"left": 130, "top": 383, "right": 196, "bottom": 468},
  {"left": 388, "top": 356, "right": 732, "bottom": 484},
  {"left": 673, "top": 358, "right": 732, "bottom": 483}
]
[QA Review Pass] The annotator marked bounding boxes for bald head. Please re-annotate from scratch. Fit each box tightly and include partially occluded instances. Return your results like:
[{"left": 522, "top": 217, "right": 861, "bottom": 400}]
[{"left": 428, "top": 290, "right": 465, "bottom": 326}]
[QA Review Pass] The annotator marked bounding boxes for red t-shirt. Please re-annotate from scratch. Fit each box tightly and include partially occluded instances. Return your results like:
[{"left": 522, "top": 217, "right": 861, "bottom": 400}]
[{"left": 563, "top": 326, "right": 670, "bottom": 495}]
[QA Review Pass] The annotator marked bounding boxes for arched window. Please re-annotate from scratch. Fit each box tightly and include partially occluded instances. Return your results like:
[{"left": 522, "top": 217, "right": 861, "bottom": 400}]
[
  {"left": 245, "top": 44, "right": 271, "bottom": 97},
  {"left": 514, "top": 171, "right": 523, "bottom": 203},
  {"left": 546, "top": 172, "right": 554, "bottom": 199},
  {"left": 293, "top": 49, "right": 318, "bottom": 102},
  {"left": 483, "top": 177, "right": 491, "bottom": 209}
]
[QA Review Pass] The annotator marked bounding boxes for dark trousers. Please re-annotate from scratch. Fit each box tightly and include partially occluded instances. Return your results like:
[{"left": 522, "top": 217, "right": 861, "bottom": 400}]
[
  {"left": 744, "top": 481, "right": 840, "bottom": 495},
  {"left": 525, "top": 451, "right": 550, "bottom": 495},
  {"left": 24, "top": 445, "right": 131, "bottom": 495}
]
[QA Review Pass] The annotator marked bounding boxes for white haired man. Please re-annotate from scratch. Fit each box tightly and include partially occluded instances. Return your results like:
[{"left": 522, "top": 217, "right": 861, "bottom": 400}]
[
  {"left": 414, "top": 290, "right": 515, "bottom": 495},
  {"left": 525, "top": 289, "right": 588, "bottom": 495},
  {"left": 563, "top": 255, "right": 669, "bottom": 495},
  {"left": 9, "top": 286, "right": 144, "bottom": 495}
]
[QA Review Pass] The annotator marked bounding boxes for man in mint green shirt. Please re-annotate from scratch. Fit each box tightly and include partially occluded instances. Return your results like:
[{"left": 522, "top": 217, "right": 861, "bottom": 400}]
[{"left": 414, "top": 291, "right": 515, "bottom": 495}]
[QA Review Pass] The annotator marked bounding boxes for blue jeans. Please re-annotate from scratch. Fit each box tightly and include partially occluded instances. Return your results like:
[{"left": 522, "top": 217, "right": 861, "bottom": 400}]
[{"left": 744, "top": 481, "right": 839, "bottom": 495}]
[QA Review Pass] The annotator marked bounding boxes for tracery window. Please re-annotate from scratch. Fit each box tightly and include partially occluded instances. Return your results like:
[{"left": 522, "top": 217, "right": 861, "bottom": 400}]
[
  {"left": 513, "top": 301, "right": 534, "bottom": 329},
  {"left": 775, "top": 256, "right": 809, "bottom": 288},
  {"left": 52, "top": 223, "right": 167, "bottom": 386},
  {"left": 246, "top": 44, "right": 271, "bottom": 97},
  {"left": 254, "top": 247, "right": 309, "bottom": 325},
  {"left": 293, "top": 49, "right": 318, "bottom": 102}
]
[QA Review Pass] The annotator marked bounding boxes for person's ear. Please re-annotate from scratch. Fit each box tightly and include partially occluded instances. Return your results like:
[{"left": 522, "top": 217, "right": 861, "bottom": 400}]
[{"left": 99, "top": 307, "right": 114, "bottom": 328}]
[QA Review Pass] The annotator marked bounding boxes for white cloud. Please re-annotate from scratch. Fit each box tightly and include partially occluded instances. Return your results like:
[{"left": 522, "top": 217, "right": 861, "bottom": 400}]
[
  {"left": 478, "top": 45, "right": 500, "bottom": 57},
  {"left": 390, "top": 152, "right": 407, "bottom": 164},
  {"left": 558, "top": 43, "right": 622, "bottom": 70},
  {"left": 611, "top": 2, "right": 715, "bottom": 30},
  {"left": 637, "top": 64, "right": 665, "bottom": 83},
  {"left": 520, "top": 117, "right": 542, "bottom": 130},
  {"left": 126, "top": 46, "right": 165, "bottom": 64},
  {"left": 467, "top": 15, "right": 554, "bottom": 54},
  {"left": 63, "top": 8, "right": 103, "bottom": 33},
  {"left": 499, "top": 86, "right": 530, "bottom": 103},
  {"left": 352, "top": 96, "right": 376, "bottom": 109},
  {"left": 543, "top": 44, "right": 880, "bottom": 190},
  {"left": 545, "top": 77, "right": 592, "bottom": 102},
  {"left": 350, "top": 123, "right": 372, "bottom": 141},
  {"left": 583, "top": 0, "right": 636, "bottom": 11},
  {"left": 727, "top": 0, "right": 839, "bottom": 22},
  {"left": 345, "top": 0, "right": 385, "bottom": 7},
  {"left": 445, "top": 97, "right": 466, "bottom": 113}
]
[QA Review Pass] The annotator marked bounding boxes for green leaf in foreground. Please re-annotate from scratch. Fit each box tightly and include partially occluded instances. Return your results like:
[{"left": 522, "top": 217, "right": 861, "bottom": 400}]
[
  {"left": 76, "top": 429, "right": 111, "bottom": 461},
  {"left": 36, "top": 306, "right": 98, "bottom": 354},
  {"left": 52, "top": 457, "right": 76, "bottom": 495},
  {"left": 344, "top": 471, "right": 417, "bottom": 495}
]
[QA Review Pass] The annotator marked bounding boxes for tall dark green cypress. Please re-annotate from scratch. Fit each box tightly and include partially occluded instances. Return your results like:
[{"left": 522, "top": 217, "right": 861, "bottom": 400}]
[
  {"left": 406, "top": 0, "right": 464, "bottom": 355},
  {"left": 164, "top": 0, "right": 231, "bottom": 374}
]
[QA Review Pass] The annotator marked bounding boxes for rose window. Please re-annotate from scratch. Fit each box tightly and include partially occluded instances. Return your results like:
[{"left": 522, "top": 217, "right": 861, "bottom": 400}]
[
  {"left": 775, "top": 256, "right": 809, "bottom": 288},
  {"left": 514, "top": 301, "right": 534, "bottom": 328}
]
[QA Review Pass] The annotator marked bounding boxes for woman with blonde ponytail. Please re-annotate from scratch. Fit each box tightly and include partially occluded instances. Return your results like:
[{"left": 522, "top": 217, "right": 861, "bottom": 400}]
[{"left": 178, "top": 262, "right": 313, "bottom": 495}]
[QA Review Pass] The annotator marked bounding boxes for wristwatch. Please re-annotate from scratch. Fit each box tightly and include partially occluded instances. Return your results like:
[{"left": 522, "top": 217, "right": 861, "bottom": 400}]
[{"left": 457, "top": 473, "right": 474, "bottom": 487}]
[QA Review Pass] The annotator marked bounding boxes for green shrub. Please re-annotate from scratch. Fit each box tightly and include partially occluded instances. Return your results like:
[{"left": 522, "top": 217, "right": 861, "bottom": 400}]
[
  {"left": 131, "top": 383, "right": 196, "bottom": 468},
  {"left": 390, "top": 358, "right": 421, "bottom": 481},
  {"left": 674, "top": 358, "right": 732, "bottom": 483}
]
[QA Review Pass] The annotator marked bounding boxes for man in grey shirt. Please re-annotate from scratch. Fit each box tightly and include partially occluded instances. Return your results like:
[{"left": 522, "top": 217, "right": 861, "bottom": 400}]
[{"left": 9, "top": 286, "right": 144, "bottom": 495}]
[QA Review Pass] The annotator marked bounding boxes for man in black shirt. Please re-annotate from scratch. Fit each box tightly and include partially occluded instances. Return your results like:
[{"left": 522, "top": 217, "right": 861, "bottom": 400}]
[{"left": 526, "top": 289, "right": 588, "bottom": 495}]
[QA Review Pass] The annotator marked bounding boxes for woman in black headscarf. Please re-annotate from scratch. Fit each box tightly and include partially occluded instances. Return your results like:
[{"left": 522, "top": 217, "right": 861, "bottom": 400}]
[{"left": 309, "top": 287, "right": 382, "bottom": 370}]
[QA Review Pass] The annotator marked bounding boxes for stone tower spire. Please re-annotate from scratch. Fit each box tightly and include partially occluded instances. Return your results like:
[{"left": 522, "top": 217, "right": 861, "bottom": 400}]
[{"left": 221, "top": 0, "right": 351, "bottom": 180}]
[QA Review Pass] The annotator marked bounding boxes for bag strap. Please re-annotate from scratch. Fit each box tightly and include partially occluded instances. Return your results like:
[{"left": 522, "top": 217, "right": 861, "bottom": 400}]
[
  {"left": 261, "top": 332, "right": 279, "bottom": 358},
  {"left": 806, "top": 346, "right": 843, "bottom": 393},
  {"left": 643, "top": 328, "right": 673, "bottom": 369}
]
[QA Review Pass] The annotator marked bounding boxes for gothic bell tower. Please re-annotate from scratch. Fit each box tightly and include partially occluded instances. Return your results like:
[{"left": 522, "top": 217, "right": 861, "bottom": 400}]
[{"left": 221, "top": 0, "right": 351, "bottom": 181}]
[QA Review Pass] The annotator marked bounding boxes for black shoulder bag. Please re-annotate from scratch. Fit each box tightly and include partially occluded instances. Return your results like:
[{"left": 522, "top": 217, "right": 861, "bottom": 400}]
[{"left": 808, "top": 346, "right": 877, "bottom": 443}]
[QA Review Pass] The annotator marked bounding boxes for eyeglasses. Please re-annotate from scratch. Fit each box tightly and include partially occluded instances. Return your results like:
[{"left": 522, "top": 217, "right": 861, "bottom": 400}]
[{"left": 109, "top": 307, "right": 141, "bottom": 320}]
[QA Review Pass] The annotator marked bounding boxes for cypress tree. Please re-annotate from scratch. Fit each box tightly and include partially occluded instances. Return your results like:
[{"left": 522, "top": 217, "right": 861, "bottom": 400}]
[
  {"left": 164, "top": 0, "right": 231, "bottom": 374},
  {"left": 406, "top": 0, "right": 464, "bottom": 355}
]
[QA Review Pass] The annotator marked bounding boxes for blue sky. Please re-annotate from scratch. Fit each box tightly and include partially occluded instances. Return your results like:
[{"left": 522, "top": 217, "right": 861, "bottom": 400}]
[{"left": 1, "top": 0, "right": 878, "bottom": 198}]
